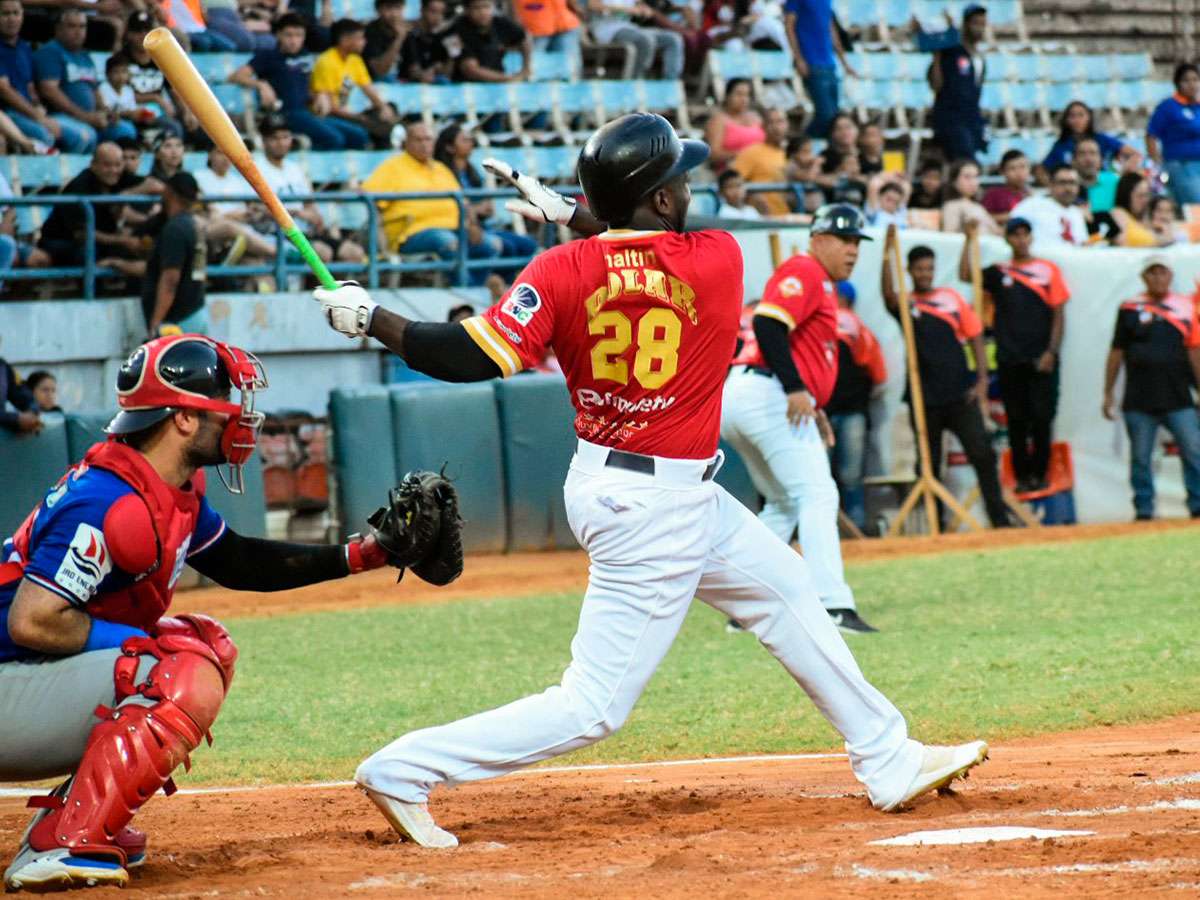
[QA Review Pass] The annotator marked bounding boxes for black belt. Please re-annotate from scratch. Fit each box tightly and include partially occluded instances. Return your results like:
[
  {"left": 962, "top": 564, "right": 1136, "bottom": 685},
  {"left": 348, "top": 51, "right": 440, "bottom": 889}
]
[
  {"left": 605, "top": 448, "right": 719, "bottom": 481},
  {"left": 736, "top": 364, "right": 775, "bottom": 378}
]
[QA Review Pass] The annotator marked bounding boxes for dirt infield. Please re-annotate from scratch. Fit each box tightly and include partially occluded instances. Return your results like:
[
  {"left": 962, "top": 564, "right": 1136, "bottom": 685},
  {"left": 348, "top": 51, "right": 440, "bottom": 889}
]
[
  {"left": 177, "top": 519, "right": 1200, "bottom": 621},
  {"left": 3, "top": 715, "right": 1198, "bottom": 897}
]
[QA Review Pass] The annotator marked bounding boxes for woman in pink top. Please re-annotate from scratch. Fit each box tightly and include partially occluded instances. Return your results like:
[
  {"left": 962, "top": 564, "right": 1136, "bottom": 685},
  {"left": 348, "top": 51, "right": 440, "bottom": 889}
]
[{"left": 705, "top": 77, "right": 765, "bottom": 168}]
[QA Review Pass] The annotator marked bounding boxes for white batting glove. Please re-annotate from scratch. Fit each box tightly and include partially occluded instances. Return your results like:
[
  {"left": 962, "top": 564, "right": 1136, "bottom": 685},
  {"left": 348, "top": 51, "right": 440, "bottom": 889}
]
[
  {"left": 482, "top": 157, "right": 577, "bottom": 226},
  {"left": 314, "top": 281, "right": 377, "bottom": 339}
]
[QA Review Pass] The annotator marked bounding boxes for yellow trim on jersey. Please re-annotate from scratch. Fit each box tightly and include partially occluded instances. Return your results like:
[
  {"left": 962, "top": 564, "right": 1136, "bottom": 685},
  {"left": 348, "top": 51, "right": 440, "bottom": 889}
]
[
  {"left": 754, "top": 303, "right": 796, "bottom": 330},
  {"left": 597, "top": 229, "right": 665, "bottom": 241},
  {"left": 462, "top": 316, "right": 523, "bottom": 378}
]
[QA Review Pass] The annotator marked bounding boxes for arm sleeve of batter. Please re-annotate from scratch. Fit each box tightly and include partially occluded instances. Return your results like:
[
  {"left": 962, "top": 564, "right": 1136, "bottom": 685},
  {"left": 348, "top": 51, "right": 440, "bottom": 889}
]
[
  {"left": 752, "top": 315, "right": 807, "bottom": 394},
  {"left": 403, "top": 321, "right": 503, "bottom": 382},
  {"left": 187, "top": 528, "right": 351, "bottom": 591}
]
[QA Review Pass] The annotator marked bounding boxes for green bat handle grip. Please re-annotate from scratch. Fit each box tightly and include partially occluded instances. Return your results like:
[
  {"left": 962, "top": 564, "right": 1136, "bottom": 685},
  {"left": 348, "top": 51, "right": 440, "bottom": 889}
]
[{"left": 284, "top": 226, "right": 339, "bottom": 290}]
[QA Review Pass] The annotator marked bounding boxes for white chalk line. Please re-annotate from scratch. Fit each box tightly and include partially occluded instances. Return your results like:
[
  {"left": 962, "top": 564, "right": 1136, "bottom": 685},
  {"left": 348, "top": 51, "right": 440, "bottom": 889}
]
[
  {"left": 0, "top": 751, "right": 844, "bottom": 800},
  {"left": 844, "top": 858, "right": 1200, "bottom": 884}
]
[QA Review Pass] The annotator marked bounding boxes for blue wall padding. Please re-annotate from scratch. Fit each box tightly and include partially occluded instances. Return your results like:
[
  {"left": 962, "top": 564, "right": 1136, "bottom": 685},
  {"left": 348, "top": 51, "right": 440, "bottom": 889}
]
[
  {"left": 0, "top": 415, "right": 70, "bottom": 538},
  {"left": 714, "top": 439, "right": 762, "bottom": 513},
  {"left": 389, "top": 382, "right": 507, "bottom": 552},
  {"left": 330, "top": 386, "right": 397, "bottom": 541}
]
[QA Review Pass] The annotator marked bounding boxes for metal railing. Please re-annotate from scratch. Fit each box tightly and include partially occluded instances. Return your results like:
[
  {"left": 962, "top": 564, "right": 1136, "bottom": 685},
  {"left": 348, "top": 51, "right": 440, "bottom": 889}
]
[{"left": 0, "top": 182, "right": 808, "bottom": 300}]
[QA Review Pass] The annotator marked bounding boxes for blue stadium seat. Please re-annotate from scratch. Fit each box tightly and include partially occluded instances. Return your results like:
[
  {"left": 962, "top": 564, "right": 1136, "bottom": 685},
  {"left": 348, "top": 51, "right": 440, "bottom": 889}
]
[
  {"left": 900, "top": 79, "right": 931, "bottom": 110},
  {"left": 845, "top": 51, "right": 871, "bottom": 79},
  {"left": 528, "top": 146, "right": 578, "bottom": 182},
  {"left": 978, "top": 82, "right": 1005, "bottom": 114},
  {"left": 212, "top": 83, "right": 254, "bottom": 117},
  {"left": 1006, "top": 82, "right": 1042, "bottom": 112},
  {"left": 1076, "top": 82, "right": 1113, "bottom": 110},
  {"left": 308, "top": 151, "right": 355, "bottom": 186},
  {"left": 191, "top": 53, "right": 251, "bottom": 82},
  {"left": 468, "top": 82, "right": 513, "bottom": 119},
  {"left": 16, "top": 155, "right": 71, "bottom": 191},
  {"left": 1079, "top": 54, "right": 1111, "bottom": 83},
  {"left": 641, "top": 80, "right": 682, "bottom": 115},
  {"left": 349, "top": 149, "right": 395, "bottom": 182},
  {"left": 691, "top": 191, "right": 718, "bottom": 218},
  {"left": 883, "top": 0, "right": 913, "bottom": 29},
  {"left": 554, "top": 80, "right": 596, "bottom": 116},
  {"left": 869, "top": 52, "right": 903, "bottom": 81},
  {"left": 330, "top": 0, "right": 375, "bottom": 18},
  {"left": 511, "top": 80, "right": 547, "bottom": 114},
  {"left": 753, "top": 51, "right": 792, "bottom": 81},
  {"left": 423, "top": 83, "right": 471, "bottom": 119},
  {"left": 1042, "top": 83, "right": 1076, "bottom": 113},
  {"left": 504, "top": 50, "right": 575, "bottom": 81},
  {"left": 183, "top": 151, "right": 207, "bottom": 173},
  {"left": 596, "top": 80, "right": 639, "bottom": 118},
  {"left": 484, "top": 146, "right": 530, "bottom": 177},
  {"left": 710, "top": 49, "right": 754, "bottom": 81},
  {"left": 1116, "top": 53, "right": 1152, "bottom": 80}
]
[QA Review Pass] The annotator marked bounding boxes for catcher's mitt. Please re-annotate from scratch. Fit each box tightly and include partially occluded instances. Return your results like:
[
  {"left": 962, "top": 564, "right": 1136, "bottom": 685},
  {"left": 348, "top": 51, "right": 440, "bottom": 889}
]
[{"left": 366, "top": 470, "right": 464, "bottom": 586}]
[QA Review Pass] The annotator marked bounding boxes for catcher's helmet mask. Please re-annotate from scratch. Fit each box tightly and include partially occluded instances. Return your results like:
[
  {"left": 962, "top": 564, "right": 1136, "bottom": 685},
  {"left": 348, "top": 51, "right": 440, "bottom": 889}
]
[
  {"left": 106, "top": 334, "right": 268, "bottom": 495},
  {"left": 578, "top": 113, "right": 709, "bottom": 226}
]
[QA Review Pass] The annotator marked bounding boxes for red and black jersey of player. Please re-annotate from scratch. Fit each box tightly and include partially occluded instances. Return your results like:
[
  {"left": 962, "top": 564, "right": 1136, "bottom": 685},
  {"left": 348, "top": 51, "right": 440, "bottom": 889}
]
[
  {"left": 889, "top": 287, "right": 982, "bottom": 407},
  {"left": 983, "top": 259, "right": 1069, "bottom": 365},
  {"left": 1112, "top": 293, "right": 1200, "bottom": 414}
]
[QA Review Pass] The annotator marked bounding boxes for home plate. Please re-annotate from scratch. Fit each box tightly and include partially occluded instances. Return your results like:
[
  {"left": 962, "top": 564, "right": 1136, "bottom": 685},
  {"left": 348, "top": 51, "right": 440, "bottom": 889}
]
[{"left": 871, "top": 827, "right": 1095, "bottom": 846}]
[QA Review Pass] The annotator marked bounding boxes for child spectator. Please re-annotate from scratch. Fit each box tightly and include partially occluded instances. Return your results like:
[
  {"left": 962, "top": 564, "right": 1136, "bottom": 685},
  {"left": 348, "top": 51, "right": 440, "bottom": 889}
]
[
  {"left": 909, "top": 159, "right": 944, "bottom": 209},
  {"left": 24, "top": 371, "right": 61, "bottom": 413},
  {"left": 857, "top": 122, "right": 885, "bottom": 176},
  {"left": 941, "top": 158, "right": 1000, "bottom": 235},
  {"left": 715, "top": 170, "right": 762, "bottom": 220},
  {"left": 982, "top": 149, "right": 1030, "bottom": 225},
  {"left": 865, "top": 172, "right": 910, "bottom": 228}
]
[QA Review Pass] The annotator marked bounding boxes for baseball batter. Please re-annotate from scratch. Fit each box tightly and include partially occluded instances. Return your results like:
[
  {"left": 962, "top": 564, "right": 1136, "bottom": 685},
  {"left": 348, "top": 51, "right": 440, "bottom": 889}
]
[
  {"left": 722, "top": 206, "right": 877, "bottom": 634},
  {"left": 0, "top": 335, "right": 461, "bottom": 892},
  {"left": 314, "top": 114, "right": 987, "bottom": 848}
]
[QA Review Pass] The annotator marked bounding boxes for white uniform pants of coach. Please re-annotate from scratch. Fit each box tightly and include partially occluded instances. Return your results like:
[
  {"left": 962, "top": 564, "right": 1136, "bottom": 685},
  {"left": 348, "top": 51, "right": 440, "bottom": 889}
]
[
  {"left": 720, "top": 366, "right": 856, "bottom": 612},
  {"left": 356, "top": 439, "right": 922, "bottom": 809}
]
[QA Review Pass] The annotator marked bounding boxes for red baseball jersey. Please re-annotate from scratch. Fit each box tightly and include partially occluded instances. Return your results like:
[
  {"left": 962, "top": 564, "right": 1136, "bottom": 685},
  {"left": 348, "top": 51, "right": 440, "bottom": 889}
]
[
  {"left": 463, "top": 228, "right": 744, "bottom": 459},
  {"left": 730, "top": 253, "right": 839, "bottom": 405},
  {"left": 836, "top": 308, "right": 887, "bottom": 386}
]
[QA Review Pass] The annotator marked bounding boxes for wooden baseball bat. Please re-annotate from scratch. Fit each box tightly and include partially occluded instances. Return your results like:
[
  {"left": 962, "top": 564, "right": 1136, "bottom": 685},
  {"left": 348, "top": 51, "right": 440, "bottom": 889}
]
[{"left": 142, "top": 27, "right": 338, "bottom": 289}]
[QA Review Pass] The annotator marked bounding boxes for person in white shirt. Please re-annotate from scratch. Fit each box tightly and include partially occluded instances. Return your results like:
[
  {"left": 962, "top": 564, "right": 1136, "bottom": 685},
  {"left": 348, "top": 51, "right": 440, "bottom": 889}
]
[
  {"left": 715, "top": 170, "right": 764, "bottom": 220},
  {"left": 192, "top": 146, "right": 278, "bottom": 265},
  {"left": 259, "top": 115, "right": 366, "bottom": 266},
  {"left": 1010, "top": 164, "right": 1089, "bottom": 250},
  {"left": 865, "top": 171, "right": 910, "bottom": 229}
]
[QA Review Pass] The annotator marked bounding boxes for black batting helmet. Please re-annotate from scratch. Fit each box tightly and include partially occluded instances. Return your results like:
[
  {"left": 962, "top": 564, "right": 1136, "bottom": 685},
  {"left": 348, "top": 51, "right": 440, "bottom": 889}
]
[
  {"left": 577, "top": 113, "right": 709, "bottom": 225},
  {"left": 811, "top": 204, "right": 874, "bottom": 240}
]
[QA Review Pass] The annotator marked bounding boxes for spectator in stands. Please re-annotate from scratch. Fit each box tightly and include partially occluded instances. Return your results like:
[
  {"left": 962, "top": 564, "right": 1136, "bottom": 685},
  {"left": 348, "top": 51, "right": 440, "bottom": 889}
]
[
  {"left": 865, "top": 172, "right": 909, "bottom": 229},
  {"left": 826, "top": 280, "right": 885, "bottom": 530},
  {"left": 941, "top": 159, "right": 999, "bottom": 235},
  {"left": 705, "top": 78, "right": 764, "bottom": 170},
  {"left": 981, "top": 149, "right": 1030, "bottom": 225},
  {"left": 0, "top": 358, "right": 39, "bottom": 435},
  {"left": 785, "top": 134, "right": 817, "bottom": 183},
  {"left": 400, "top": 0, "right": 451, "bottom": 84},
  {"left": 446, "top": 0, "right": 532, "bottom": 83},
  {"left": 433, "top": 122, "right": 537, "bottom": 271},
  {"left": 965, "top": 217, "right": 1069, "bottom": 494},
  {"left": 1110, "top": 172, "right": 1171, "bottom": 248},
  {"left": 587, "top": 0, "right": 684, "bottom": 79},
  {"left": 918, "top": 3, "right": 987, "bottom": 163},
  {"left": 733, "top": 106, "right": 789, "bottom": 216},
  {"left": 1041, "top": 100, "right": 1140, "bottom": 176},
  {"left": 34, "top": 9, "right": 135, "bottom": 152},
  {"left": 236, "top": 14, "right": 364, "bottom": 151},
  {"left": 0, "top": 107, "right": 41, "bottom": 154},
  {"left": 38, "top": 142, "right": 149, "bottom": 269},
  {"left": 513, "top": 0, "right": 582, "bottom": 63},
  {"left": 1148, "top": 62, "right": 1200, "bottom": 207},
  {"left": 0, "top": 169, "right": 50, "bottom": 291},
  {"left": 159, "top": 0, "right": 238, "bottom": 53},
  {"left": 311, "top": 18, "right": 398, "bottom": 146},
  {"left": 857, "top": 122, "right": 884, "bottom": 176},
  {"left": 1073, "top": 136, "right": 1119, "bottom": 216},
  {"left": 1149, "top": 195, "right": 1186, "bottom": 246},
  {"left": 0, "top": 0, "right": 83, "bottom": 152},
  {"left": 259, "top": 115, "right": 366, "bottom": 268},
  {"left": 141, "top": 172, "right": 209, "bottom": 335},
  {"left": 783, "top": 0, "right": 854, "bottom": 138},
  {"left": 24, "top": 371, "right": 61, "bottom": 413},
  {"left": 19, "top": 1, "right": 122, "bottom": 52},
  {"left": 363, "top": 120, "right": 499, "bottom": 285},
  {"left": 364, "top": 0, "right": 410, "bottom": 81},
  {"left": 204, "top": 0, "right": 275, "bottom": 52},
  {"left": 447, "top": 303, "right": 474, "bottom": 323},
  {"left": 630, "top": 0, "right": 709, "bottom": 75},
  {"left": 1104, "top": 256, "right": 1200, "bottom": 520},
  {"left": 816, "top": 150, "right": 865, "bottom": 207},
  {"left": 702, "top": 0, "right": 792, "bottom": 59},
  {"left": 1011, "top": 163, "right": 1088, "bottom": 249},
  {"left": 122, "top": 11, "right": 184, "bottom": 139},
  {"left": 192, "top": 145, "right": 279, "bottom": 266},
  {"left": 149, "top": 132, "right": 184, "bottom": 182},
  {"left": 881, "top": 232, "right": 1010, "bottom": 527},
  {"left": 714, "top": 170, "right": 761, "bottom": 220},
  {"left": 100, "top": 53, "right": 159, "bottom": 141},
  {"left": 909, "top": 159, "right": 944, "bottom": 210}
]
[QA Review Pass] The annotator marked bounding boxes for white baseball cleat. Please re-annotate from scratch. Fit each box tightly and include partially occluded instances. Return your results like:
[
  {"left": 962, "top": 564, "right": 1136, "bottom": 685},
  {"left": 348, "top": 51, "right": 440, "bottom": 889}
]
[
  {"left": 3, "top": 847, "right": 129, "bottom": 892},
  {"left": 363, "top": 789, "right": 459, "bottom": 848},
  {"left": 874, "top": 740, "right": 989, "bottom": 812}
]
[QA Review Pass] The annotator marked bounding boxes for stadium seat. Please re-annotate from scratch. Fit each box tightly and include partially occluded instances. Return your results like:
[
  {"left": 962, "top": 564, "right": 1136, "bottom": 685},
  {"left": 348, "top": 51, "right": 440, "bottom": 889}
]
[
  {"left": 710, "top": 49, "right": 755, "bottom": 83},
  {"left": 528, "top": 146, "right": 577, "bottom": 182},
  {"left": 596, "top": 79, "right": 640, "bottom": 119},
  {"left": 752, "top": 50, "right": 792, "bottom": 82},
  {"left": 1042, "top": 83, "right": 1076, "bottom": 115},
  {"left": 1076, "top": 82, "right": 1113, "bottom": 111},
  {"left": 640, "top": 79, "right": 683, "bottom": 116},
  {"left": 467, "top": 82, "right": 513, "bottom": 121},
  {"left": 504, "top": 50, "right": 575, "bottom": 81},
  {"left": 1116, "top": 53, "right": 1152, "bottom": 80},
  {"left": 14, "top": 155, "right": 70, "bottom": 191},
  {"left": 192, "top": 52, "right": 252, "bottom": 83},
  {"left": 308, "top": 151, "right": 355, "bottom": 187},
  {"left": 423, "top": 83, "right": 471, "bottom": 120},
  {"left": 484, "top": 146, "right": 531, "bottom": 178},
  {"left": 349, "top": 149, "right": 394, "bottom": 182}
]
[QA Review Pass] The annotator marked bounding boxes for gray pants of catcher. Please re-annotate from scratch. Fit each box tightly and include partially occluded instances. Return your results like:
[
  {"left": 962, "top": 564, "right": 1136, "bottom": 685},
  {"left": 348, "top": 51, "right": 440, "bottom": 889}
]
[{"left": 0, "top": 651, "right": 155, "bottom": 782}]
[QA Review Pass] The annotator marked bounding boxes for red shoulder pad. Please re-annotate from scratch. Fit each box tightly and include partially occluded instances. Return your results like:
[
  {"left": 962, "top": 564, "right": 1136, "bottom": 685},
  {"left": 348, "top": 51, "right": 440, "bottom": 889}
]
[{"left": 103, "top": 494, "right": 159, "bottom": 576}]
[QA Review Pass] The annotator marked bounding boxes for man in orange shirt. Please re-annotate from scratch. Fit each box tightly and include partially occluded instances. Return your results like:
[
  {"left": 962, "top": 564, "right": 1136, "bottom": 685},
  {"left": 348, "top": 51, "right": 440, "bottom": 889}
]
[
  {"left": 733, "top": 107, "right": 791, "bottom": 216},
  {"left": 513, "top": 0, "right": 582, "bottom": 63}
]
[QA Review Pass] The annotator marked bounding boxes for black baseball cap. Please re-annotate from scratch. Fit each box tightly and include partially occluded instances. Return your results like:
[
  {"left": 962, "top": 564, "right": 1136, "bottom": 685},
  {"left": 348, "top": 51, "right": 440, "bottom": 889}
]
[
  {"left": 165, "top": 172, "right": 199, "bottom": 202},
  {"left": 260, "top": 113, "right": 290, "bottom": 137},
  {"left": 811, "top": 204, "right": 873, "bottom": 240},
  {"left": 127, "top": 11, "right": 153, "bottom": 32},
  {"left": 964, "top": 4, "right": 987, "bottom": 20},
  {"left": 1005, "top": 216, "right": 1032, "bottom": 235}
]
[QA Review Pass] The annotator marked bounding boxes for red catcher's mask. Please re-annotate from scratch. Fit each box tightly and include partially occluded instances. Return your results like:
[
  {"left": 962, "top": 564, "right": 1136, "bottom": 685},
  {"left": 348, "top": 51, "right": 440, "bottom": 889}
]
[{"left": 106, "top": 335, "right": 269, "bottom": 494}]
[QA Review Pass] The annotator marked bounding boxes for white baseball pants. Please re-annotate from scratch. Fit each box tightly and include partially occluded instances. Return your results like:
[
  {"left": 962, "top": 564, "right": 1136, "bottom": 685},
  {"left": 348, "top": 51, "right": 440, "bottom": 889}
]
[
  {"left": 720, "top": 367, "right": 857, "bottom": 611},
  {"left": 356, "top": 439, "right": 921, "bottom": 809}
]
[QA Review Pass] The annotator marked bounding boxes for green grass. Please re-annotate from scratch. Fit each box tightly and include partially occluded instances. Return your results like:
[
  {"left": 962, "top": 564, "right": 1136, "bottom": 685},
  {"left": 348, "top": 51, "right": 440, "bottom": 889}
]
[{"left": 188, "top": 529, "right": 1200, "bottom": 785}]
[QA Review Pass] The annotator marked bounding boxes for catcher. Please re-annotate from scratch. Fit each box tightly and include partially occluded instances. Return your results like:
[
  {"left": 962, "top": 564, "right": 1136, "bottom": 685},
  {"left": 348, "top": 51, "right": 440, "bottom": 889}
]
[{"left": 0, "top": 335, "right": 461, "bottom": 893}]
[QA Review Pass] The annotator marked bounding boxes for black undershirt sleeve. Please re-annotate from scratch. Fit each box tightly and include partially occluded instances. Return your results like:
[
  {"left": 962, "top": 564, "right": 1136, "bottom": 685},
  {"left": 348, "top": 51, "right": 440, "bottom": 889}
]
[
  {"left": 403, "top": 321, "right": 502, "bottom": 382},
  {"left": 752, "top": 315, "right": 807, "bottom": 395},
  {"left": 188, "top": 529, "right": 350, "bottom": 592}
]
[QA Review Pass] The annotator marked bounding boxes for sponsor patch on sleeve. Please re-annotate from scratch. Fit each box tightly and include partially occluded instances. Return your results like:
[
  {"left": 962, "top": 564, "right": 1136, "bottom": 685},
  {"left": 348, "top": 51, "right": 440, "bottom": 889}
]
[
  {"left": 500, "top": 283, "right": 542, "bottom": 326},
  {"left": 53, "top": 522, "right": 113, "bottom": 604},
  {"left": 779, "top": 276, "right": 803, "bottom": 297}
]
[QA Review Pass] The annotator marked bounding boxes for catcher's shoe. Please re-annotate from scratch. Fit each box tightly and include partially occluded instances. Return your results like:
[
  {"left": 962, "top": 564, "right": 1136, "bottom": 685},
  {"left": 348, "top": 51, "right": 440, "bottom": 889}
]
[
  {"left": 363, "top": 789, "right": 459, "bottom": 849},
  {"left": 874, "top": 740, "right": 989, "bottom": 812},
  {"left": 3, "top": 847, "right": 129, "bottom": 892}
]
